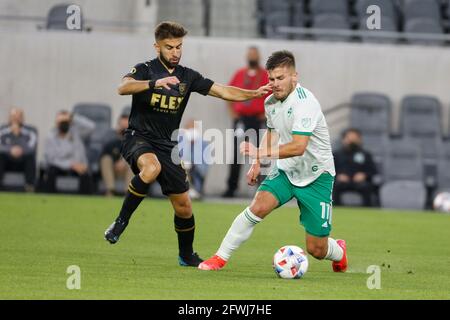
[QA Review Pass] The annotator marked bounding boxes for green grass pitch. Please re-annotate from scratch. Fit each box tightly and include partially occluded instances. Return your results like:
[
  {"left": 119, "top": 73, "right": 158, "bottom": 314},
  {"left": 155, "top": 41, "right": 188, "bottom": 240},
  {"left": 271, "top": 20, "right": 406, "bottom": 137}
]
[{"left": 0, "top": 192, "right": 449, "bottom": 300}]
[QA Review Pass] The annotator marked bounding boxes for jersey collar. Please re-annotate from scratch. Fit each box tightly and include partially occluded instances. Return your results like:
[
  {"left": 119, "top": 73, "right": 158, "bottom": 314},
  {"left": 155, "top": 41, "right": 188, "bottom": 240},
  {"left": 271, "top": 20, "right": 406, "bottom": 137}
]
[
  {"left": 155, "top": 57, "right": 178, "bottom": 75},
  {"left": 280, "top": 83, "right": 301, "bottom": 105}
]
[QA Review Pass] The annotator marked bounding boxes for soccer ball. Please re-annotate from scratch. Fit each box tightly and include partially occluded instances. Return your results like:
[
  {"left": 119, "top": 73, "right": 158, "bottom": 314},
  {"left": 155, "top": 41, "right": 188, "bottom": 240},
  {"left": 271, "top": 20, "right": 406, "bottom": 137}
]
[
  {"left": 433, "top": 192, "right": 450, "bottom": 213},
  {"left": 273, "top": 245, "right": 308, "bottom": 279}
]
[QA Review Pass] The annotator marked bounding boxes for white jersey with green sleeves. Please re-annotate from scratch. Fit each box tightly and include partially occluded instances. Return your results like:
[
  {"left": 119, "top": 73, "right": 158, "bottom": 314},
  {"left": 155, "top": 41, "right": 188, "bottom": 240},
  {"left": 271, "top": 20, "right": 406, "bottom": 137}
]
[{"left": 265, "top": 83, "right": 335, "bottom": 187}]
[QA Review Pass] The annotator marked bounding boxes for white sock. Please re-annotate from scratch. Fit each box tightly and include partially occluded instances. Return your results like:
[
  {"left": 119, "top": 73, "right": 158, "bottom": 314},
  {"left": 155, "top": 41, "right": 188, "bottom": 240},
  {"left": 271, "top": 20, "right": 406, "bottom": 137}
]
[
  {"left": 216, "top": 207, "right": 262, "bottom": 261},
  {"left": 325, "top": 238, "right": 344, "bottom": 262}
]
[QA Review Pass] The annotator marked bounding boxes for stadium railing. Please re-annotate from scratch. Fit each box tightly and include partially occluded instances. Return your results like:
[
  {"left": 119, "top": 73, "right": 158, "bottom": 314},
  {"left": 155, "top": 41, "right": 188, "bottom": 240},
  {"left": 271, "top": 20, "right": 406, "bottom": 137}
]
[{"left": 276, "top": 26, "right": 450, "bottom": 44}]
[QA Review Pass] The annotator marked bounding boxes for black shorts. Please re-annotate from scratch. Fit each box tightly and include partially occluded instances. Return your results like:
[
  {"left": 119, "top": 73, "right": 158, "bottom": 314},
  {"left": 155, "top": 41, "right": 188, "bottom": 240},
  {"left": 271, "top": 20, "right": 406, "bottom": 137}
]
[{"left": 121, "top": 131, "right": 189, "bottom": 196}]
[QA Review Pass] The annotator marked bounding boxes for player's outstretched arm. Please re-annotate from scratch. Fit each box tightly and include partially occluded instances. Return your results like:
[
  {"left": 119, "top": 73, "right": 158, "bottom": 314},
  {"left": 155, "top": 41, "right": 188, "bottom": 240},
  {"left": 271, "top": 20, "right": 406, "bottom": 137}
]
[
  {"left": 207, "top": 83, "right": 272, "bottom": 102},
  {"left": 117, "top": 76, "right": 180, "bottom": 95}
]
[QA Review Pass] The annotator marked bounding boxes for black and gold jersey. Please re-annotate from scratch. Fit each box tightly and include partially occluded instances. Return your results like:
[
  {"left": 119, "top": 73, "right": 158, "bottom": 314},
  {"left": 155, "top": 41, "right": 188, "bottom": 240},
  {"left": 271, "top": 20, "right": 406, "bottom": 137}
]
[{"left": 124, "top": 58, "right": 214, "bottom": 148}]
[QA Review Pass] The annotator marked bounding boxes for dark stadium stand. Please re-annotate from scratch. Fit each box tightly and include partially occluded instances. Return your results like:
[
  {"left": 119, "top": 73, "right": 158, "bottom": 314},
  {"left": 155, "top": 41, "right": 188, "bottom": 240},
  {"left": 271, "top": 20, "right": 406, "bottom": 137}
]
[
  {"left": 258, "top": 0, "right": 450, "bottom": 44},
  {"left": 330, "top": 91, "right": 450, "bottom": 209},
  {"left": 25, "top": 90, "right": 445, "bottom": 209},
  {"left": 2, "top": 0, "right": 450, "bottom": 207}
]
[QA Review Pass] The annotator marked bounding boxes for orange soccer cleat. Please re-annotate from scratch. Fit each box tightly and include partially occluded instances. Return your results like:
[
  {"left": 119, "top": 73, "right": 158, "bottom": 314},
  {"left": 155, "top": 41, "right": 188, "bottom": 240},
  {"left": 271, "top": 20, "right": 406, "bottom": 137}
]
[
  {"left": 198, "top": 255, "right": 227, "bottom": 271},
  {"left": 332, "top": 239, "right": 348, "bottom": 272}
]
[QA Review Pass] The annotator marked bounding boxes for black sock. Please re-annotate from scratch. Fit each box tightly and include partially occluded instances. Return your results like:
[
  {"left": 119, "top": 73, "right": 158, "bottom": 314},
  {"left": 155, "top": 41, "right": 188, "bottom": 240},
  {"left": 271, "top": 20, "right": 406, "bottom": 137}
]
[
  {"left": 174, "top": 215, "right": 195, "bottom": 257},
  {"left": 117, "top": 175, "right": 150, "bottom": 223}
]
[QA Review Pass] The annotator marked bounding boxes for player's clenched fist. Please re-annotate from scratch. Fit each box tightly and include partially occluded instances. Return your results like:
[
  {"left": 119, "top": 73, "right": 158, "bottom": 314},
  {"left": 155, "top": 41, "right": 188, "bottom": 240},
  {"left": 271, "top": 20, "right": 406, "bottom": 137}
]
[
  {"left": 155, "top": 76, "right": 180, "bottom": 90},
  {"left": 246, "top": 162, "right": 260, "bottom": 186}
]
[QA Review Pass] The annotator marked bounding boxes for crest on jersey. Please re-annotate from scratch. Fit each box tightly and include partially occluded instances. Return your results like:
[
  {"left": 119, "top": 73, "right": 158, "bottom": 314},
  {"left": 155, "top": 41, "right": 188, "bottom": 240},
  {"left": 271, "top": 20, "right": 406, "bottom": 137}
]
[
  {"left": 179, "top": 83, "right": 187, "bottom": 96},
  {"left": 287, "top": 107, "right": 293, "bottom": 117},
  {"left": 354, "top": 152, "right": 366, "bottom": 164},
  {"left": 302, "top": 118, "right": 311, "bottom": 129}
]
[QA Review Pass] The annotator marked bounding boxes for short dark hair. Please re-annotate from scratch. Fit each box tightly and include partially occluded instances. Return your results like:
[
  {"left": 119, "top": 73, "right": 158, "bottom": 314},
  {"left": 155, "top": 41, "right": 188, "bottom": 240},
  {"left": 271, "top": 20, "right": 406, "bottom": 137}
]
[
  {"left": 266, "top": 50, "right": 296, "bottom": 70},
  {"left": 58, "top": 110, "right": 71, "bottom": 116},
  {"left": 342, "top": 128, "right": 362, "bottom": 139},
  {"left": 155, "top": 21, "right": 188, "bottom": 41}
]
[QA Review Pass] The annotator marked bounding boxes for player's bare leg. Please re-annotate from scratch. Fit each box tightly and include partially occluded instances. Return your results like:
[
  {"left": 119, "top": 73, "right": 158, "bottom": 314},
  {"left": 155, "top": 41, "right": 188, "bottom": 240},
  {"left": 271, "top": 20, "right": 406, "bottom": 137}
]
[
  {"left": 104, "top": 153, "right": 161, "bottom": 244},
  {"left": 169, "top": 192, "right": 203, "bottom": 267},
  {"left": 199, "top": 191, "right": 278, "bottom": 271},
  {"left": 305, "top": 233, "right": 347, "bottom": 272}
]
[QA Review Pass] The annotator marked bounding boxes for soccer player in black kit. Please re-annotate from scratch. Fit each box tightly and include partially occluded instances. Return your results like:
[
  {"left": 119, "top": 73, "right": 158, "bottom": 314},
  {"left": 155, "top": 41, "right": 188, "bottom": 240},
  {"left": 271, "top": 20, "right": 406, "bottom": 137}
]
[{"left": 104, "top": 21, "right": 271, "bottom": 267}]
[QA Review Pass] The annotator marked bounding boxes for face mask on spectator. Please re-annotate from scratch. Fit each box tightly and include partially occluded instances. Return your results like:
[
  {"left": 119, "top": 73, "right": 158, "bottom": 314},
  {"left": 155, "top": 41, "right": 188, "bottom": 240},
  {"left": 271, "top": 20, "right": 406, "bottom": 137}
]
[
  {"left": 58, "top": 121, "right": 71, "bottom": 134},
  {"left": 347, "top": 142, "right": 360, "bottom": 152},
  {"left": 248, "top": 60, "right": 259, "bottom": 69}
]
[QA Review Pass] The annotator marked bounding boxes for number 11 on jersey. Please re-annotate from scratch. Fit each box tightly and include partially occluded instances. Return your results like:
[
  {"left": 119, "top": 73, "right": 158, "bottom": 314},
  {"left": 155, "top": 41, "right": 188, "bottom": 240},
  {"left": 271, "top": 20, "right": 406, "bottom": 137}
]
[{"left": 320, "top": 202, "right": 332, "bottom": 226}]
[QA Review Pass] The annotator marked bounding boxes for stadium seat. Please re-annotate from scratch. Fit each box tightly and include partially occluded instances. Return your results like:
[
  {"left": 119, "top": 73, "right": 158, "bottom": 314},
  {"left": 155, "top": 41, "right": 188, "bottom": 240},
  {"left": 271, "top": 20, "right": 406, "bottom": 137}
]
[
  {"left": 340, "top": 192, "right": 364, "bottom": 207},
  {"left": 403, "top": 0, "right": 442, "bottom": 21},
  {"left": 382, "top": 138, "right": 423, "bottom": 182},
  {"left": 46, "top": 4, "right": 83, "bottom": 31},
  {"left": 309, "top": 0, "right": 349, "bottom": 16},
  {"left": 55, "top": 176, "right": 80, "bottom": 193},
  {"left": 210, "top": 0, "right": 259, "bottom": 38},
  {"left": 260, "top": 0, "right": 292, "bottom": 14},
  {"left": 157, "top": 0, "right": 205, "bottom": 36},
  {"left": 359, "top": 16, "right": 398, "bottom": 43},
  {"left": 379, "top": 138, "right": 427, "bottom": 209},
  {"left": 380, "top": 180, "right": 427, "bottom": 210},
  {"left": 292, "top": 1, "right": 308, "bottom": 39},
  {"left": 258, "top": 0, "right": 292, "bottom": 38},
  {"left": 73, "top": 103, "right": 112, "bottom": 131},
  {"left": 436, "top": 141, "right": 450, "bottom": 192},
  {"left": 312, "top": 14, "right": 352, "bottom": 41},
  {"left": 404, "top": 18, "right": 445, "bottom": 45},
  {"left": 350, "top": 92, "right": 392, "bottom": 166},
  {"left": 264, "top": 11, "right": 291, "bottom": 39},
  {"left": 2, "top": 172, "right": 28, "bottom": 191},
  {"left": 355, "top": 0, "right": 398, "bottom": 21},
  {"left": 0, "top": 125, "right": 38, "bottom": 191},
  {"left": 73, "top": 103, "right": 113, "bottom": 174},
  {"left": 351, "top": 93, "right": 392, "bottom": 133},
  {"left": 358, "top": 134, "right": 389, "bottom": 176},
  {"left": 400, "top": 95, "right": 442, "bottom": 135},
  {"left": 400, "top": 95, "right": 443, "bottom": 162}
]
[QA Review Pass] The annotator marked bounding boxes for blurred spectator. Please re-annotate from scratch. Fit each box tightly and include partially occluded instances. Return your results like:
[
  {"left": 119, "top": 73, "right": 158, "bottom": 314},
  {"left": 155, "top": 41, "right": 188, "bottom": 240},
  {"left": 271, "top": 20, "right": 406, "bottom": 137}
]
[
  {"left": 0, "top": 108, "right": 37, "bottom": 192},
  {"left": 333, "top": 128, "right": 377, "bottom": 207},
  {"left": 100, "top": 113, "right": 133, "bottom": 197},
  {"left": 223, "top": 46, "right": 269, "bottom": 198},
  {"left": 42, "top": 110, "right": 93, "bottom": 194},
  {"left": 179, "top": 120, "right": 210, "bottom": 200}
]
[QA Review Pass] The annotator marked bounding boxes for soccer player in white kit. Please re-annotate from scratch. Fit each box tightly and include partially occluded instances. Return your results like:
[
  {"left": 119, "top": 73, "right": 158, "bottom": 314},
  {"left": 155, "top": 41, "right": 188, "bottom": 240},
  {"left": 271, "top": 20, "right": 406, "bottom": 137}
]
[{"left": 199, "top": 51, "right": 347, "bottom": 272}]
